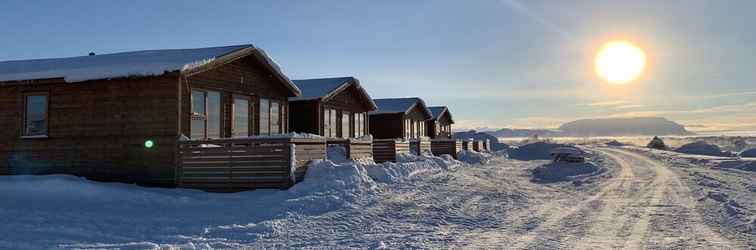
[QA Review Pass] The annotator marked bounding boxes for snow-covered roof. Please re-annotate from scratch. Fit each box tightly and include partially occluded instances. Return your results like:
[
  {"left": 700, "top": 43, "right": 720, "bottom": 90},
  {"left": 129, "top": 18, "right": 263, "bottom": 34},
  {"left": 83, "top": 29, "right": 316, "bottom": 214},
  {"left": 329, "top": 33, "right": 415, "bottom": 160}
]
[
  {"left": 0, "top": 44, "right": 301, "bottom": 96},
  {"left": 428, "top": 106, "right": 454, "bottom": 123},
  {"left": 290, "top": 77, "right": 377, "bottom": 110},
  {"left": 370, "top": 97, "right": 432, "bottom": 118}
]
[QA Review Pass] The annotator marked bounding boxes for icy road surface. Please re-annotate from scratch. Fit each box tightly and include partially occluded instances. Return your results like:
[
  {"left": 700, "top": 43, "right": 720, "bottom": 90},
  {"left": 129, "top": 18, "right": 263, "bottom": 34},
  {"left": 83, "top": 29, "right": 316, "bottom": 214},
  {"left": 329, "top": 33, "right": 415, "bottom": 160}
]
[{"left": 1, "top": 148, "right": 753, "bottom": 249}]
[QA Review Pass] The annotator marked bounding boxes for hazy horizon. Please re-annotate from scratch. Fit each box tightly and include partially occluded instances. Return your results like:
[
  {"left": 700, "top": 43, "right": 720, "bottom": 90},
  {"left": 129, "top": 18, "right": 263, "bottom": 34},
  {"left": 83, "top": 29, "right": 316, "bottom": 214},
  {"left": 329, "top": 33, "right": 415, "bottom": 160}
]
[{"left": 2, "top": 0, "right": 755, "bottom": 133}]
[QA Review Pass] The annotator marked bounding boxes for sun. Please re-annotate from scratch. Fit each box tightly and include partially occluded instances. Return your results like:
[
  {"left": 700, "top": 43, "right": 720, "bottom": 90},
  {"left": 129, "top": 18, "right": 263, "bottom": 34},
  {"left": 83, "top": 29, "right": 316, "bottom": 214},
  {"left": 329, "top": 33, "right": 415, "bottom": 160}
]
[{"left": 595, "top": 40, "right": 647, "bottom": 84}]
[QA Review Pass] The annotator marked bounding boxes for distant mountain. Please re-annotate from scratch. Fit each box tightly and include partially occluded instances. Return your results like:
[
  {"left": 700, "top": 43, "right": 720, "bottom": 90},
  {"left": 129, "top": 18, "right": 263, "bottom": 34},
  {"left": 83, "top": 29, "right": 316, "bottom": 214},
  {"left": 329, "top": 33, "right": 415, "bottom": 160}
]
[
  {"left": 486, "top": 128, "right": 561, "bottom": 138},
  {"left": 481, "top": 117, "right": 692, "bottom": 138},
  {"left": 558, "top": 117, "right": 692, "bottom": 136}
]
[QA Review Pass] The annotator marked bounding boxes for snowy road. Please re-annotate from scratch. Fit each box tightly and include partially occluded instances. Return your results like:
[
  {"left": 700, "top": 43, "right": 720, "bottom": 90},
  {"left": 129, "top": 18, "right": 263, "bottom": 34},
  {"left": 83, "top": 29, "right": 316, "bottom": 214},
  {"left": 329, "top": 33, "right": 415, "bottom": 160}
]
[{"left": 506, "top": 147, "right": 742, "bottom": 249}]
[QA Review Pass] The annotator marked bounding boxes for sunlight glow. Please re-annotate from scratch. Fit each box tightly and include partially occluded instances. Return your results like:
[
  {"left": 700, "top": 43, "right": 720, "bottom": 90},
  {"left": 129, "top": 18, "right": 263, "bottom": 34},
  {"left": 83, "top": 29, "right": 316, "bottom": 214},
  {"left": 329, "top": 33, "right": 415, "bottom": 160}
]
[{"left": 595, "top": 41, "right": 647, "bottom": 84}]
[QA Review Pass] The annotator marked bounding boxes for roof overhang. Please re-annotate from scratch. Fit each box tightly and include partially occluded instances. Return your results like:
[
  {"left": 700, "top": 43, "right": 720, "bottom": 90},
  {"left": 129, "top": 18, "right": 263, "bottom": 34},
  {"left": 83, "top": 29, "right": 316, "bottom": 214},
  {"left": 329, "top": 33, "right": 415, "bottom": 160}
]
[
  {"left": 320, "top": 78, "right": 378, "bottom": 111},
  {"left": 182, "top": 46, "right": 301, "bottom": 97}
]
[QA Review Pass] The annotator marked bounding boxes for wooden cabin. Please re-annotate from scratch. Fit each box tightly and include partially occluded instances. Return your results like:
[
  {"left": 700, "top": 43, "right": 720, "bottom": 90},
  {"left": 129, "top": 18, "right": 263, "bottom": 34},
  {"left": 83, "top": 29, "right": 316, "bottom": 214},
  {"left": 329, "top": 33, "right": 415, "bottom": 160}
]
[
  {"left": 0, "top": 44, "right": 322, "bottom": 189},
  {"left": 288, "top": 77, "right": 377, "bottom": 160},
  {"left": 427, "top": 106, "right": 454, "bottom": 139},
  {"left": 289, "top": 77, "right": 376, "bottom": 138},
  {"left": 369, "top": 98, "right": 432, "bottom": 159}
]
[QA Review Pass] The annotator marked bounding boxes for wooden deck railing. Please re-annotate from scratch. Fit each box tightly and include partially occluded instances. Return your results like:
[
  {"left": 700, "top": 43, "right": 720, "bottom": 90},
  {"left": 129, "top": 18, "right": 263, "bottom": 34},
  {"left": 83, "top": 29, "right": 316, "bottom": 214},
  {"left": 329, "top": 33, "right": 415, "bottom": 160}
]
[
  {"left": 176, "top": 137, "right": 325, "bottom": 191},
  {"left": 431, "top": 139, "right": 463, "bottom": 159},
  {"left": 327, "top": 138, "right": 373, "bottom": 160},
  {"left": 373, "top": 139, "right": 410, "bottom": 163}
]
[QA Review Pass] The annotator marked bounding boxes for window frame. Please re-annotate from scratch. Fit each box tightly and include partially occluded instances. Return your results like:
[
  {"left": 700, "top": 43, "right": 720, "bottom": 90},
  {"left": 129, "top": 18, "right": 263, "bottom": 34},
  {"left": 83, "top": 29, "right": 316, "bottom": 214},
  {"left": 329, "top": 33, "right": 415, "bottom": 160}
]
[
  {"left": 231, "top": 95, "right": 252, "bottom": 138},
  {"left": 21, "top": 92, "right": 50, "bottom": 138},
  {"left": 189, "top": 88, "right": 223, "bottom": 140}
]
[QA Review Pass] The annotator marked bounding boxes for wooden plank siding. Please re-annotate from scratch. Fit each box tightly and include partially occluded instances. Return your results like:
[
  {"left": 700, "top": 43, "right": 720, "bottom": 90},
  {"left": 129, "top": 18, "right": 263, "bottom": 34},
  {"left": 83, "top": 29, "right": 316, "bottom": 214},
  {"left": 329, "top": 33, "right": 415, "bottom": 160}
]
[
  {"left": 373, "top": 139, "right": 410, "bottom": 163},
  {"left": 176, "top": 137, "right": 325, "bottom": 191},
  {"left": 327, "top": 138, "right": 373, "bottom": 160},
  {"left": 431, "top": 139, "right": 463, "bottom": 159},
  {"left": 0, "top": 75, "right": 180, "bottom": 186}
]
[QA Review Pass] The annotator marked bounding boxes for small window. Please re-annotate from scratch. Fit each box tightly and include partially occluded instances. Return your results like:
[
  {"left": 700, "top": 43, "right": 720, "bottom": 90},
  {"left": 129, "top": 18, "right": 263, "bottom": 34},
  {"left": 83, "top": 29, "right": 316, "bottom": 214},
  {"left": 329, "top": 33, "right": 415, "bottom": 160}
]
[
  {"left": 23, "top": 94, "right": 48, "bottom": 137},
  {"left": 233, "top": 97, "right": 249, "bottom": 138},
  {"left": 260, "top": 98, "right": 270, "bottom": 135}
]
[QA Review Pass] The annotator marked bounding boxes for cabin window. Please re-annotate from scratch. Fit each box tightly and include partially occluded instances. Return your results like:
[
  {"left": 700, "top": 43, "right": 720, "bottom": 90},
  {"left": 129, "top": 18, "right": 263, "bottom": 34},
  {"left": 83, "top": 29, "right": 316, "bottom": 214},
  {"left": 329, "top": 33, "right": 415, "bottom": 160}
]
[
  {"left": 324, "top": 108, "right": 334, "bottom": 137},
  {"left": 405, "top": 119, "right": 411, "bottom": 139},
  {"left": 190, "top": 90, "right": 221, "bottom": 139},
  {"left": 206, "top": 91, "right": 221, "bottom": 138},
  {"left": 418, "top": 121, "right": 425, "bottom": 138},
  {"left": 190, "top": 91, "right": 206, "bottom": 139},
  {"left": 23, "top": 94, "right": 48, "bottom": 137},
  {"left": 233, "top": 97, "right": 250, "bottom": 138},
  {"left": 271, "top": 100, "right": 281, "bottom": 134},
  {"left": 354, "top": 113, "right": 362, "bottom": 137},
  {"left": 341, "top": 111, "right": 351, "bottom": 138},
  {"left": 260, "top": 98, "right": 270, "bottom": 135}
]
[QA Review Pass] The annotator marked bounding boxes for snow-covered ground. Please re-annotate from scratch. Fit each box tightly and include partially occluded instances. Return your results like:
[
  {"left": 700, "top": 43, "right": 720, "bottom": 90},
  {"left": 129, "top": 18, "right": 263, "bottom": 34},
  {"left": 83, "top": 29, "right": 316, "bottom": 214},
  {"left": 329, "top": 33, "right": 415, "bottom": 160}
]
[{"left": 1, "top": 141, "right": 755, "bottom": 249}]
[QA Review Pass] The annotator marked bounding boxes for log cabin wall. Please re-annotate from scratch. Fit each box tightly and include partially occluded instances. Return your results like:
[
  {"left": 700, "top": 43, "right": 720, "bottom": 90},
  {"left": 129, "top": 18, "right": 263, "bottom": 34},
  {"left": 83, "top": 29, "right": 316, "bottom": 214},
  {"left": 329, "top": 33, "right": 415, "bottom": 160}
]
[
  {"left": 182, "top": 56, "right": 294, "bottom": 138},
  {"left": 369, "top": 113, "right": 403, "bottom": 139},
  {"left": 0, "top": 75, "right": 180, "bottom": 186},
  {"left": 289, "top": 100, "right": 319, "bottom": 135},
  {"left": 404, "top": 104, "right": 430, "bottom": 139},
  {"left": 321, "top": 85, "right": 371, "bottom": 138}
]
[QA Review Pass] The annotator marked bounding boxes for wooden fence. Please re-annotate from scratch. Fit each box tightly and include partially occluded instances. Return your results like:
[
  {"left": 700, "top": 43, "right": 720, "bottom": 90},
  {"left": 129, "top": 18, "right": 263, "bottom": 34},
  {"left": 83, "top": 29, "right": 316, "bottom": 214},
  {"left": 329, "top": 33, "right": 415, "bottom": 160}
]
[
  {"left": 176, "top": 137, "right": 326, "bottom": 191},
  {"left": 327, "top": 138, "right": 373, "bottom": 160},
  {"left": 373, "top": 139, "right": 410, "bottom": 163},
  {"left": 409, "top": 138, "right": 431, "bottom": 155},
  {"left": 431, "top": 139, "right": 463, "bottom": 159}
]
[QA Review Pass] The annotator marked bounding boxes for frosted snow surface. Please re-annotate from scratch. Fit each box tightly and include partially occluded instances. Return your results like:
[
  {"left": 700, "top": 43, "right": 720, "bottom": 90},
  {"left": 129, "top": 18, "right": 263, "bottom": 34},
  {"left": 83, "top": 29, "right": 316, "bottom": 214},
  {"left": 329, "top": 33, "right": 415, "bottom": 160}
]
[
  {"left": 291, "top": 77, "right": 353, "bottom": 101},
  {"left": 0, "top": 45, "right": 251, "bottom": 83}
]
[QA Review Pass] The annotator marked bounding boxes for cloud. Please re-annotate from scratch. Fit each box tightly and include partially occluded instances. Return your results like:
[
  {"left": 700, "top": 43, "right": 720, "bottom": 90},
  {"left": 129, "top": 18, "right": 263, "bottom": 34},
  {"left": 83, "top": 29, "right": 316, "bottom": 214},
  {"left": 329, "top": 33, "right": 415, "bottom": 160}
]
[{"left": 580, "top": 100, "right": 629, "bottom": 107}]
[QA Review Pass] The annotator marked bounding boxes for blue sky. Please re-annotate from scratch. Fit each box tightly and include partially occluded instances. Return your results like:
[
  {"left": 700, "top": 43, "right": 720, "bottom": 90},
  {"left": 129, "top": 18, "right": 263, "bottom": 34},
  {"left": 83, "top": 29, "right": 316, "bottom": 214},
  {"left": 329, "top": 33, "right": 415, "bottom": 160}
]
[{"left": 2, "top": 0, "right": 755, "bottom": 132}]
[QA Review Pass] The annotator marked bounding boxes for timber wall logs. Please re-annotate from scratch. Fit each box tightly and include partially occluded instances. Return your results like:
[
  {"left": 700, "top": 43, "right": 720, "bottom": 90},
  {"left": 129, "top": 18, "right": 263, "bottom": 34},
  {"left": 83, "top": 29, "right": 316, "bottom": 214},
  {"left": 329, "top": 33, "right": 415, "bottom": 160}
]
[{"left": 372, "top": 139, "right": 410, "bottom": 163}]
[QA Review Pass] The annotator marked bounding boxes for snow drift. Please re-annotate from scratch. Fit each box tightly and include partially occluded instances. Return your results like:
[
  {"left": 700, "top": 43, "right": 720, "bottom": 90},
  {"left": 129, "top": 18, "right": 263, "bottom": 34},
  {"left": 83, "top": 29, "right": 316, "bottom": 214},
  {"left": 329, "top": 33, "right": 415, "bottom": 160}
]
[
  {"left": 530, "top": 162, "right": 602, "bottom": 183},
  {"left": 508, "top": 142, "right": 568, "bottom": 160},
  {"left": 674, "top": 141, "right": 734, "bottom": 157}
]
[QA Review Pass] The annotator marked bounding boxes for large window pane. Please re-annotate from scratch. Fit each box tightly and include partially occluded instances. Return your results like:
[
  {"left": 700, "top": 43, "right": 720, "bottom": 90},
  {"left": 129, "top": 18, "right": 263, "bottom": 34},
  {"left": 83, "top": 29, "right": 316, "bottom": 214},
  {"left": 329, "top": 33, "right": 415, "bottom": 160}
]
[
  {"left": 259, "top": 98, "right": 269, "bottom": 135},
  {"left": 341, "top": 111, "right": 350, "bottom": 138},
  {"left": 271, "top": 100, "right": 280, "bottom": 134},
  {"left": 330, "top": 109, "right": 337, "bottom": 138},
  {"left": 206, "top": 91, "right": 221, "bottom": 138},
  {"left": 190, "top": 91, "right": 206, "bottom": 139},
  {"left": 250, "top": 102, "right": 256, "bottom": 136},
  {"left": 324, "top": 108, "right": 330, "bottom": 137},
  {"left": 233, "top": 98, "right": 249, "bottom": 138},
  {"left": 24, "top": 95, "right": 47, "bottom": 136}
]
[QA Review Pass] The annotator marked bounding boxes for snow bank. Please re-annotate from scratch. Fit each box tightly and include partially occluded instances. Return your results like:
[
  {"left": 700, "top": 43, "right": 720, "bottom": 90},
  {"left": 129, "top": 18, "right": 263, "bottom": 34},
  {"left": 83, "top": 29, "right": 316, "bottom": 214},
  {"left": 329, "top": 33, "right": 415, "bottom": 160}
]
[
  {"left": 674, "top": 141, "right": 734, "bottom": 157},
  {"left": 457, "top": 150, "right": 495, "bottom": 164},
  {"left": 530, "top": 162, "right": 602, "bottom": 183},
  {"left": 739, "top": 148, "right": 756, "bottom": 158},
  {"left": 508, "top": 142, "right": 568, "bottom": 160},
  {"left": 715, "top": 161, "right": 756, "bottom": 172}
]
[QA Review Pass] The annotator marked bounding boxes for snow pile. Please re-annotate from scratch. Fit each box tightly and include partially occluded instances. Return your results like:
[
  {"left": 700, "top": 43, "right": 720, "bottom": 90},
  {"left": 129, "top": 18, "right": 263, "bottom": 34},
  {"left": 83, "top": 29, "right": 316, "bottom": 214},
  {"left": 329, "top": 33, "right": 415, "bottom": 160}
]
[
  {"left": 739, "top": 148, "right": 756, "bottom": 158},
  {"left": 326, "top": 144, "right": 350, "bottom": 164},
  {"left": 605, "top": 140, "right": 626, "bottom": 146},
  {"left": 367, "top": 153, "right": 464, "bottom": 183},
  {"left": 457, "top": 150, "right": 495, "bottom": 164},
  {"left": 715, "top": 161, "right": 756, "bottom": 172},
  {"left": 530, "top": 162, "right": 602, "bottom": 183},
  {"left": 508, "top": 142, "right": 568, "bottom": 160},
  {"left": 674, "top": 141, "right": 734, "bottom": 157}
]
